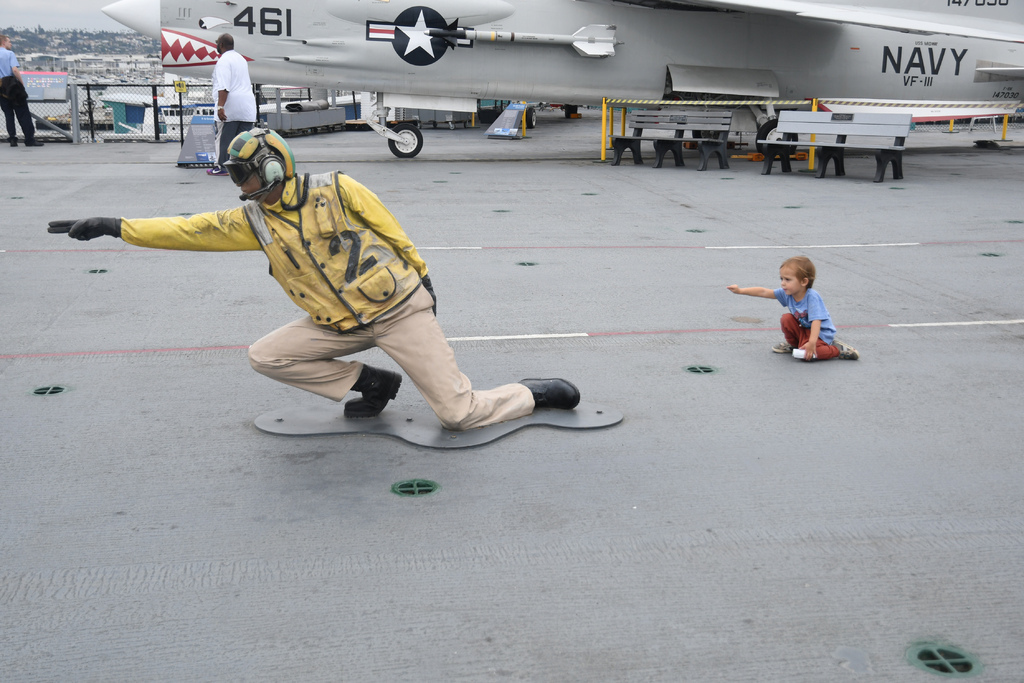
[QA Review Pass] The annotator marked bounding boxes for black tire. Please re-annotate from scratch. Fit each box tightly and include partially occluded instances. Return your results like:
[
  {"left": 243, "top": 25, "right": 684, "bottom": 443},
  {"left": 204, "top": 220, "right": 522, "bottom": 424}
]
[
  {"left": 755, "top": 117, "right": 778, "bottom": 155},
  {"left": 387, "top": 123, "right": 424, "bottom": 158},
  {"left": 477, "top": 107, "right": 501, "bottom": 124},
  {"left": 525, "top": 106, "right": 537, "bottom": 130}
]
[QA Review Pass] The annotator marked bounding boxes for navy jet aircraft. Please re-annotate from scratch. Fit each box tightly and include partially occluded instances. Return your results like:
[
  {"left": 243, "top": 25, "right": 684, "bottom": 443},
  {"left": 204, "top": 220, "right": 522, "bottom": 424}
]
[{"left": 103, "top": 0, "right": 1024, "bottom": 157}]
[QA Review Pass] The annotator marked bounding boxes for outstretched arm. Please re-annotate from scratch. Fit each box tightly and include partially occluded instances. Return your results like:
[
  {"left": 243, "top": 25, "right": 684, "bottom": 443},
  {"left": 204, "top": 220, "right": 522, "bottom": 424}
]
[
  {"left": 48, "top": 209, "right": 260, "bottom": 252},
  {"left": 727, "top": 285, "right": 776, "bottom": 299}
]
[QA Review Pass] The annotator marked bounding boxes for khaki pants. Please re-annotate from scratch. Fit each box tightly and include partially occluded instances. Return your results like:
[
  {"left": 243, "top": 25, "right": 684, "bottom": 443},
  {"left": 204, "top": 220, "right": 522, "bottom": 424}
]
[{"left": 248, "top": 287, "right": 534, "bottom": 430}]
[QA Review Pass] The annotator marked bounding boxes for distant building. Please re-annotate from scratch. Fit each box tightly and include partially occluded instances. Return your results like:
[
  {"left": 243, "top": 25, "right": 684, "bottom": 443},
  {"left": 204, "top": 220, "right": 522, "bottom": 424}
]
[{"left": 20, "top": 53, "right": 165, "bottom": 82}]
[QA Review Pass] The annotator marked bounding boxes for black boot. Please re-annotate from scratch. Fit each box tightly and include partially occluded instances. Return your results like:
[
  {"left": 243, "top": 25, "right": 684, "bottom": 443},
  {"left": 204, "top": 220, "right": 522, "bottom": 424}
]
[
  {"left": 519, "top": 378, "right": 580, "bottom": 410},
  {"left": 344, "top": 365, "right": 403, "bottom": 418},
  {"left": 9, "top": 139, "right": 16, "bottom": 147}
]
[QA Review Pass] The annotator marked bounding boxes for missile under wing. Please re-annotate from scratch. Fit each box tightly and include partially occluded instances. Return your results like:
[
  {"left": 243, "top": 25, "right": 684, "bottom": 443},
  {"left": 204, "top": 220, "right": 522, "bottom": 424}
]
[{"left": 103, "top": 0, "right": 1024, "bottom": 157}]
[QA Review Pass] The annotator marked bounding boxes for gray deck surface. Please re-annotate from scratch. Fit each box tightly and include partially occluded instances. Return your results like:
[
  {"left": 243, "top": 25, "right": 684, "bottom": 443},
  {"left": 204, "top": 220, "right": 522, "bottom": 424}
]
[{"left": 3, "top": 112, "right": 1023, "bottom": 681}]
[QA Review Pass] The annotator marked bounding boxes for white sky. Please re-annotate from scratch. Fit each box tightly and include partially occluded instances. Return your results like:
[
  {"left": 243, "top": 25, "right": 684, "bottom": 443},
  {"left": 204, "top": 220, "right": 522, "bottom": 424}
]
[{"left": 4, "top": 0, "right": 128, "bottom": 31}]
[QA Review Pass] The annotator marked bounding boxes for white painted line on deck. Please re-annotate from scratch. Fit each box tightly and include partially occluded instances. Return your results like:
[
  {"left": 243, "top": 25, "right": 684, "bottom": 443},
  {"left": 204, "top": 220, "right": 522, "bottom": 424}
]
[
  {"left": 888, "top": 319, "right": 1024, "bottom": 328},
  {"left": 5, "top": 321, "right": 1024, "bottom": 359},
  {"left": 706, "top": 243, "right": 922, "bottom": 250},
  {"left": 447, "top": 320, "right": 1024, "bottom": 343},
  {"left": 8, "top": 239, "right": 1022, "bottom": 254},
  {"left": 422, "top": 242, "right": 925, "bottom": 251},
  {"left": 447, "top": 332, "right": 590, "bottom": 342}
]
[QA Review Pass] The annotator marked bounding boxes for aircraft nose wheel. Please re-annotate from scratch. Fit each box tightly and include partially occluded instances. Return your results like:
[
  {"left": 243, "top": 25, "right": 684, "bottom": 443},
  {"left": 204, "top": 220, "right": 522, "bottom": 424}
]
[
  {"left": 755, "top": 117, "right": 779, "bottom": 155},
  {"left": 387, "top": 123, "right": 424, "bottom": 158}
]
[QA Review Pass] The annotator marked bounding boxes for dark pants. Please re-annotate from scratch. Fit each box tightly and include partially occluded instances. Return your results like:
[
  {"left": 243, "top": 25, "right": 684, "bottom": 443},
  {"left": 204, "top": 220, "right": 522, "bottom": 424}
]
[
  {"left": 215, "top": 120, "right": 251, "bottom": 167},
  {"left": 1, "top": 96, "right": 35, "bottom": 143}
]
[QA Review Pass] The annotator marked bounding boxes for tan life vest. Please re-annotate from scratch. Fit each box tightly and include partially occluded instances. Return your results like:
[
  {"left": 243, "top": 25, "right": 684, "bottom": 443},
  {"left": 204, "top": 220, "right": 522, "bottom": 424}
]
[{"left": 243, "top": 172, "right": 422, "bottom": 330}]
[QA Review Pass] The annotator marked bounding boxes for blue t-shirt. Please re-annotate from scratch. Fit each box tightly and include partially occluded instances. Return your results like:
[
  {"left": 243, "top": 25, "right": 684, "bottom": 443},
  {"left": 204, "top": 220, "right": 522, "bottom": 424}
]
[
  {"left": 774, "top": 288, "right": 837, "bottom": 345},
  {"left": 0, "top": 47, "right": 19, "bottom": 78}
]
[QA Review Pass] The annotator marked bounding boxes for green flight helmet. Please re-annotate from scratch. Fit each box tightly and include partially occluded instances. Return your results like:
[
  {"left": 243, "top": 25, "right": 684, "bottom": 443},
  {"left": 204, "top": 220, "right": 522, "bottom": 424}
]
[{"left": 224, "top": 128, "right": 296, "bottom": 193}]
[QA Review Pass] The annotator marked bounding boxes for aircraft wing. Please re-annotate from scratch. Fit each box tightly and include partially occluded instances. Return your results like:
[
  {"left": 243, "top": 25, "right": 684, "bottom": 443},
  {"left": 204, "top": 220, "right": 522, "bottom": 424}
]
[{"left": 617, "top": 0, "right": 1024, "bottom": 43}]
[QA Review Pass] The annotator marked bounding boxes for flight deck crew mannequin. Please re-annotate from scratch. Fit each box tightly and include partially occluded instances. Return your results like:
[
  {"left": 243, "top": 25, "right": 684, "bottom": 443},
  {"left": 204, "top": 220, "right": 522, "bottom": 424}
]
[
  {"left": 207, "top": 33, "right": 257, "bottom": 176},
  {"left": 48, "top": 129, "right": 580, "bottom": 431},
  {"left": 0, "top": 34, "right": 41, "bottom": 147}
]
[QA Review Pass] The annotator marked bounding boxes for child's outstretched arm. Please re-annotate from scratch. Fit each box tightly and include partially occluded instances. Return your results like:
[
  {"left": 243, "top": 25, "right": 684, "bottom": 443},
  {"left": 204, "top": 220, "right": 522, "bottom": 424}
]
[{"left": 727, "top": 285, "right": 776, "bottom": 299}]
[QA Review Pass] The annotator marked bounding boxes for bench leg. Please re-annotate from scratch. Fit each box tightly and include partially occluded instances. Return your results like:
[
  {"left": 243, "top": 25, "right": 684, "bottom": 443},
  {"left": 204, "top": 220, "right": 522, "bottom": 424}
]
[
  {"left": 761, "top": 145, "right": 792, "bottom": 175},
  {"left": 610, "top": 139, "right": 643, "bottom": 166},
  {"left": 610, "top": 140, "right": 624, "bottom": 166},
  {"left": 697, "top": 141, "right": 729, "bottom": 171},
  {"left": 816, "top": 148, "right": 845, "bottom": 178},
  {"left": 653, "top": 140, "right": 684, "bottom": 169},
  {"left": 874, "top": 150, "right": 903, "bottom": 182},
  {"left": 627, "top": 139, "right": 643, "bottom": 165}
]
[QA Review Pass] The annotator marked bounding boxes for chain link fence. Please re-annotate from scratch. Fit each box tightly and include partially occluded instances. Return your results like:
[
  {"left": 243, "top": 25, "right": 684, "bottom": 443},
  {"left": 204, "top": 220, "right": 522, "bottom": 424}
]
[
  {"left": 8, "top": 83, "right": 1024, "bottom": 144},
  {"left": 7, "top": 83, "right": 366, "bottom": 144},
  {"left": 8, "top": 83, "right": 213, "bottom": 144},
  {"left": 914, "top": 115, "right": 1024, "bottom": 135}
]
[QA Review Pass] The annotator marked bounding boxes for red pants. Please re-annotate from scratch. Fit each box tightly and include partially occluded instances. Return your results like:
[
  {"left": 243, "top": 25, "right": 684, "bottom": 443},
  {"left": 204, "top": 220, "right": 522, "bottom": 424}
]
[{"left": 781, "top": 313, "right": 839, "bottom": 360}]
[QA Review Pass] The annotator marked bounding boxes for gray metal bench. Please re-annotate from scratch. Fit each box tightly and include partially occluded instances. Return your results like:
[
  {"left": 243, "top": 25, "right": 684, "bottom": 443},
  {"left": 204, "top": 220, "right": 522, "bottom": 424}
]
[
  {"left": 610, "top": 109, "right": 732, "bottom": 171},
  {"left": 758, "top": 111, "right": 912, "bottom": 182}
]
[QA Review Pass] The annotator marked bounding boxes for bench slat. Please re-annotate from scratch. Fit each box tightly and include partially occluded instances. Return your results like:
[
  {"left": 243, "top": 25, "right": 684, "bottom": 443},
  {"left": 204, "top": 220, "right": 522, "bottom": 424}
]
[
  {"left": 777, "top": 122, "right": 911, "bottom": 137},
  {"left": 780, "top": 112, "right": 911, "bottom": 125},
  {"left": 625, "top": 110, "right": 732, "bottom": 131}
]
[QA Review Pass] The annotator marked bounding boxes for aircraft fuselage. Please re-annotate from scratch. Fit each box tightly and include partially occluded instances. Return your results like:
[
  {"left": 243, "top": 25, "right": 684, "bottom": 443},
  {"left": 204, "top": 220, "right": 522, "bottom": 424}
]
[{"left": 151, "top": 0, "right": 1024, "bottom": 103}]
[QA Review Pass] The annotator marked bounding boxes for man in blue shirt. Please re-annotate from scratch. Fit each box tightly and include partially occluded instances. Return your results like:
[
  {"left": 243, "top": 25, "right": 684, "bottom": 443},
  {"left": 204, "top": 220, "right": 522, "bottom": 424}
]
[{"left": 0, "top": 34, "right": 41, "bottom": 147}]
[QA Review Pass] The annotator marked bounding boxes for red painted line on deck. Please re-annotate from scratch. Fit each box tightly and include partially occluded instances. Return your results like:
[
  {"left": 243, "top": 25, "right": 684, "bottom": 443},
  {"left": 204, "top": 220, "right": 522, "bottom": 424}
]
[{"left": 1, "top": 345, "right": 249, "bottom": 360}]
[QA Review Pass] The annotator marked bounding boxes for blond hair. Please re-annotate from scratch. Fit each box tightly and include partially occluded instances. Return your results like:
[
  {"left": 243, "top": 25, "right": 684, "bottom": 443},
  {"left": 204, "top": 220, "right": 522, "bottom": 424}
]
[{"left": 781, "top": 255, "right": 816, "bottom": 289}]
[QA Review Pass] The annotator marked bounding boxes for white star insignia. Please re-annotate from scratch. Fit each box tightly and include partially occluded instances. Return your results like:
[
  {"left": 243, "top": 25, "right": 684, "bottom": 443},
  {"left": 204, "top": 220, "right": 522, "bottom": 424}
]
[{"left": 398, "top": 10, "right": 436, "bottom": 59}]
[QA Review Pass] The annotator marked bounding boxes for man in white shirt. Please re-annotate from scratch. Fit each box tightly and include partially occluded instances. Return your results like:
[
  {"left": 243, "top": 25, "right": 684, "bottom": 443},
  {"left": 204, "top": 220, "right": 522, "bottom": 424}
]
[{"left": 208, "top": 34, "right": 257, "bottom": 176}]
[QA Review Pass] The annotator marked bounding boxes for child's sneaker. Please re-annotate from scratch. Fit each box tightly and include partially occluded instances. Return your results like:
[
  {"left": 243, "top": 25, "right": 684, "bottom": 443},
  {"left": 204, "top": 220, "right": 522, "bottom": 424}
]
[
  {"left": 834, "top": 340, "right": 859, "bottom": 360},
  {"left": 772, "top": 341, "right": 793, "bottom": 354}
]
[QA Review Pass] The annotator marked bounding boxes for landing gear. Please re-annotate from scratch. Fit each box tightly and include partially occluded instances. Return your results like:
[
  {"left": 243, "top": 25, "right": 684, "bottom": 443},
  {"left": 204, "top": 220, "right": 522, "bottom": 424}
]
[
  {"left": 387, "top": 123, "right": 424, "bottom": 159},
  {"left": 525, "top": 106, "right": 537, "bottom": 130}
]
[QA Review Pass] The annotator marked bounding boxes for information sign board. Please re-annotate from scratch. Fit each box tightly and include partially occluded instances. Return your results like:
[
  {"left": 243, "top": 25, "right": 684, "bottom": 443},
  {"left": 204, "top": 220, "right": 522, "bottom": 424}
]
[
  {"left": 22, "top": 71, "right": 68, "bottom": 102},
  {"left": 176, "top": 116, "right": 219, "bottom": 166},
  {"left": 486, "top": 102, "right": 526, "bottom": 139}
]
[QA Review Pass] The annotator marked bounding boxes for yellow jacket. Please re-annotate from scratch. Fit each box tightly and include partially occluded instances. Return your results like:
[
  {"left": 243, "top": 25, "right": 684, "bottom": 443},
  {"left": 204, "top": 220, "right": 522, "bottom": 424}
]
[{"left": 121, "top": 172, "right": 428, "bottom": 330}]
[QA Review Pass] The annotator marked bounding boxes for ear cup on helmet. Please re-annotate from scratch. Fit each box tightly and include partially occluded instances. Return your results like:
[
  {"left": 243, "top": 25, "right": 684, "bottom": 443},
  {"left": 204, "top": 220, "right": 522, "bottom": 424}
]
[
  {"left": 260, "top": 156, "right": 285, "bottom": 185},
  {"left": 262, "top": 131, "right": 296, "bottom": 179}
]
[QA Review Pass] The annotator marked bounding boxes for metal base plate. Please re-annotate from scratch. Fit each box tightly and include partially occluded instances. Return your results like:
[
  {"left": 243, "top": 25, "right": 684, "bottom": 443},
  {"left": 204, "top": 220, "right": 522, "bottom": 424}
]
[{"left": 254, "top": 402, "right": 623, "bottom": 449}]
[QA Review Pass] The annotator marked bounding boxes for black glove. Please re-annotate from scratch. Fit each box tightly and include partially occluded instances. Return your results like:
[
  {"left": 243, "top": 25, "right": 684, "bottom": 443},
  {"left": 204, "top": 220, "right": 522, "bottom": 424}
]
[
  {"left": 48, "top": 217, "right": 122, "bottom": 241},
  {"left": 421, "top": 274, "right": 437, "bottom": 315}
]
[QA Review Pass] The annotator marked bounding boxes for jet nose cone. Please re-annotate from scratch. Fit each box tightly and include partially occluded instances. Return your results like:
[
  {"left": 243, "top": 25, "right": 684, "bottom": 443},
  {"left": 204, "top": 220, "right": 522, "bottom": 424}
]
[{"left": 103, "top": 0, "right": 160, "bottom": 39}]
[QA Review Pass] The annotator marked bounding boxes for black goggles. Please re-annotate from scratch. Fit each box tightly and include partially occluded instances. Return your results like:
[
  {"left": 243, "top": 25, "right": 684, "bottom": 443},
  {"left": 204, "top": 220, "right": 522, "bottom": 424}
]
[{"left": 225, "top": 162, "right": 256, "bottom": 185}]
